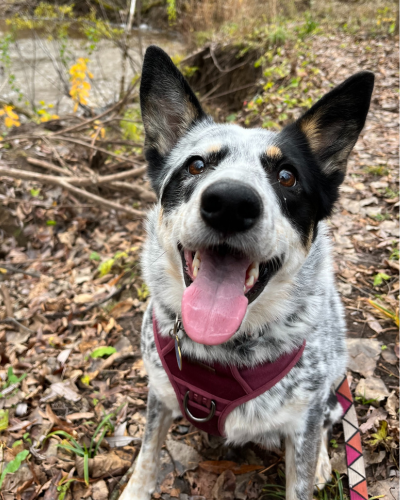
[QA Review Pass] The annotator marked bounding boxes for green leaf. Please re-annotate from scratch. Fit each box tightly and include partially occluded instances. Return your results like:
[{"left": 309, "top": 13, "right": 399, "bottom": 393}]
[
  {"left": 84, "top": 452, "right": 90, "bottom": 486},
  {"left": 90, "top": 251, "right": 101, "bottom": 261},
  {"left": 90, "top": 346, "right": 116, "bottom": 359},
  {"left": 12, "top": 440, "right": 23, "bottom": 448},
  {"left": 46, "top": 220, "right": 57, "bottom": 226},
  {"left": 30, "top": 188, "right": 40, "bottom": 197},
  {"left": 373, "top": 272, "right": 390, "bottom": 286},
  {"left": 0, "top": 409, "right": 9, "bottom": 431},
  {"left": 98, "top": 258, "right": 115, "bottom": 277},
  {"left": 0, "top": 449, "right": 29, "bottom": 489}
]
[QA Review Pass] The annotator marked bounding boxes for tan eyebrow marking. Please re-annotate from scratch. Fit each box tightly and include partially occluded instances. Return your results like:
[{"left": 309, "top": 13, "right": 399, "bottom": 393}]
[
  {"left": 266, "top": 145, "right": 282, "bottom": 159},
  {"left": 205, "top": 143, "right": 222, "bottom": 153}
]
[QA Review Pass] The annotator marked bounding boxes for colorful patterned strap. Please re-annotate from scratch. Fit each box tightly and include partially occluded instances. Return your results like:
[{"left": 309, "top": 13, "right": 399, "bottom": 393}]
[{"left": 336, "top": 376, "right": 368, "bottom": 500}]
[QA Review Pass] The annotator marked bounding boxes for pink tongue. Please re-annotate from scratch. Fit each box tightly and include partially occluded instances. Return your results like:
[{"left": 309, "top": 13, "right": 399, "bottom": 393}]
[{"left": 182, "top": 250, "right": 250, "bottom": 345}]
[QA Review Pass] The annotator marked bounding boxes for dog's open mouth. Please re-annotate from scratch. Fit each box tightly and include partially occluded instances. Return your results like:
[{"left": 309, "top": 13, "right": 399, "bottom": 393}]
[{"left": 179, "top": 244, "right": 281, "bottom": 346}]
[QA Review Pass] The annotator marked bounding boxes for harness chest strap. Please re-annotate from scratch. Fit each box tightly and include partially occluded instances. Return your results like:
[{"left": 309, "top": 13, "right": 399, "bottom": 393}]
[{"left": 153, "top": 314, "right": 306, "bottom": 437}]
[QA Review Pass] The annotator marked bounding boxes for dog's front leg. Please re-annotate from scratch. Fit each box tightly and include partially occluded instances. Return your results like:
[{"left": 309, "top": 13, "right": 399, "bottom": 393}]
[
  {"left": 120, "top": 388, "right": 173, "bottom": 500},
  {"left": 285, "top": 412, "right": 324, "bottom": 500}
]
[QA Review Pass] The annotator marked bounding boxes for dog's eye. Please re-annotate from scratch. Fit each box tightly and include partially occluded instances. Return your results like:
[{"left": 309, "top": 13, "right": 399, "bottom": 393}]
[
  {"left": 188, "top": 158, "right": 206, "bottom": 175},
  {"left": 278, "top": 168, "right": 296, "bottom": 188}
]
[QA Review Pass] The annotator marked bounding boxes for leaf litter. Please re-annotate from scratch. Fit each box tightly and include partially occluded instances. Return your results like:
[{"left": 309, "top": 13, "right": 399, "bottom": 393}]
[{"left": 0, "top": 16, "right": 398, "bottom": 500}]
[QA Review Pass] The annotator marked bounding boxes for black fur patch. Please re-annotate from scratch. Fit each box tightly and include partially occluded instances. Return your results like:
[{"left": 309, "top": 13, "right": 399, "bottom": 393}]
[{"left": 161, "top": 148, "right": 229, "bottom": 213}]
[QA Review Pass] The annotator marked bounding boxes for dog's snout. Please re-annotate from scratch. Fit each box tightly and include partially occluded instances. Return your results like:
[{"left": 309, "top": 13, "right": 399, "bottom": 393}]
[{"left": 200, "top": 181, "right": 262, "bottom": 233}]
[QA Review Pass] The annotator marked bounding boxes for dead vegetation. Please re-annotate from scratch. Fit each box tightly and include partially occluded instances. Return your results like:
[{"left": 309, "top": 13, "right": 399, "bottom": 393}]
[{"left": 0, "top": 1, "right": 398, "bottom": 499}]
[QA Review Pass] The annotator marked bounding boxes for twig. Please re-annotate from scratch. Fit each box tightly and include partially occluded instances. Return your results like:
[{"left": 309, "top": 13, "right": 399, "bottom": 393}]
[
  {"left": 0, "top": 318, "right": 35, "bottom": 334},
  {"left": 109, "top": 181, "right": 156, "bottom": 202},
  {"left": 0, "top": 265, "right": 40, "bottom": 278},
  {"left": 0, "top": 165, "right": 145, "bottom": 216},
  {"left": 47, "top": 135, "right": 138, "bottom": 163},
  {"left": 109, "top": 456, "right": 138, "bottom": 500},
  {"left": 51, "top": 83, "right": 138, "bottom": 137},
  {"left": 14, "top": 163, "right": 146, "bottom": 185},
  {"left": 27, "top": 157, "right": 74, "bottom": 176},
  {"left": 0, "top": 285, "right": 13, "bottom": 317},
  {"left": 44, "top": 283, "right": 129, "bottom": 319}
]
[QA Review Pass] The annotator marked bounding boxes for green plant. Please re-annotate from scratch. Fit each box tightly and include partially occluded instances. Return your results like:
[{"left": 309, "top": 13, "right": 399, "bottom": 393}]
[
  {"left": 137, "top": 283, "right": 149, "bottom": 301},
  {"left": 365, "top": 165, "right": 389, "bottom": 176},
  {"left": 389, "top": 248, "right": 399, "bottom": 261},
  {"left": 42, "top": 404, "right": 126, "bottom": 487},
  {"left": 0, "top": 367, "right": 27, "bottom": 397},
  {"left": 315, "top": 471, "right": 348, "bottom": 500},
  {"left": 373, "top": 272, "right": 390, "bottom": 287},
  {"left": 0, "top": 450, "right": 29, "bottom": 489},
  {"left": 90, "top": 346, "right": 117, "bottom": 359},
  {"left": 355, "top": 394, "right": 378, "bottom": 406}
]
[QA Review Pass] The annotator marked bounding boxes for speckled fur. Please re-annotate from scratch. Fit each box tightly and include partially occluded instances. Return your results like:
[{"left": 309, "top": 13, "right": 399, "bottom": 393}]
[{"left": 119, "top": 49, "right": 374, "bottom": 500}]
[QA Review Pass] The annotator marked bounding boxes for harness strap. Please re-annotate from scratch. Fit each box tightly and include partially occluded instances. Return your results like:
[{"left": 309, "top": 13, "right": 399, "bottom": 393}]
[
  {"left": 336, "top": 376, "right": 368, "bottom": 500},
  {"left": 153, "top": 313, "right": 305, "bottom": 437}
]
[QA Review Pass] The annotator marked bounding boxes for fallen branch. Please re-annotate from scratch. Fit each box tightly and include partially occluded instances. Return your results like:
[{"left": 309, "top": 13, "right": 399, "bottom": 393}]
[
  {"left": 109, "top": 181, "right": 156, "bottom": 202},
  {"left": 0, "top": 165, "right": 145, "bottom": 217},
  {"left": 27, "top": 157, "right": 73, "bottom": 176},
  {"left": 0, "top": 265, "right": 40, "bottom": 278},
  {"left": 24, "top": 160, "right": 146, "bottom": 184},
  {"left": 0, "top": 285, "right": 13, "bottom": 317},
  {"left": 0, "top": 317, "right": 35, "bottom": 335},
  {"left": 47, "top": 135, "right": 138, "bottom": 163}
]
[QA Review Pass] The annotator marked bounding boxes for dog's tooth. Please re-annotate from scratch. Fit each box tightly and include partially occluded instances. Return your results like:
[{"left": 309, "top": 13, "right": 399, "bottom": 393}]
[
  {"left": 246, "top": 275, "right": 255, "bottom": 288},
  {"left": 194, "top": 250, "right": 201, "bottom": 262},
  {"left": 193, "top": 265, "right": 199, "bottom": 278},
  {"left": 249, "top": 267, "right": 259, "bottom": 278},
  {"left": 244, "top": 285, "right": 247, "bottom": 293},
  {"left": 193, "top": 257, "right": 200, "bottom": 269}
]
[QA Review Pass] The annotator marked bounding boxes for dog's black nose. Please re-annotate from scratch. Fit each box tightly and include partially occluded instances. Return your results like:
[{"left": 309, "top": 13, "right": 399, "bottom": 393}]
[{"left": 201, "top": 181, "right": 262, "bottom": 233}]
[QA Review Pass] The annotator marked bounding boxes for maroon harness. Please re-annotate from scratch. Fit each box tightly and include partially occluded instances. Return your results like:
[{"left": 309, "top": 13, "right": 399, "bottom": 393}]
[{"left": 153, "top": 314, "right": 306, "bottom": 436}]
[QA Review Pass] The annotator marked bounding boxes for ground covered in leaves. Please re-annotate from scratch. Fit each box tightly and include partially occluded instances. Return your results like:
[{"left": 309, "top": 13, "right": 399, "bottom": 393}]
[{"left": 0, "top": 23, "right": 398, "bottom": 500}]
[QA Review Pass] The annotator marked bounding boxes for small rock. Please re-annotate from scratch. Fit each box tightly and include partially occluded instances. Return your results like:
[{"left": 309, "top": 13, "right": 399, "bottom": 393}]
[{"left": 355, "top": 377, "right": 389, "bottom": 403}]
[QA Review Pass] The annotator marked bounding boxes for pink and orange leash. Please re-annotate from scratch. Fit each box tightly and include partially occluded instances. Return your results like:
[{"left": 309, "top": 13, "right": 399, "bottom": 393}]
[{"left": 336, "top": 376, "right": 368, "bottom": 500}]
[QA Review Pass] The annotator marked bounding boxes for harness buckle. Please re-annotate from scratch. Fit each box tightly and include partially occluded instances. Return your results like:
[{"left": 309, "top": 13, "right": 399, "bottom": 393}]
[{"left": 184, "top": 391, "right": 216, "bottom": 423}]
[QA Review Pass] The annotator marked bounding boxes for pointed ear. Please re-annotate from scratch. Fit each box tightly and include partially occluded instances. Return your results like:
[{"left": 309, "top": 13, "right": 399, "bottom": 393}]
[
  {"left": 140, "top": 46, "right": 207, "bottom": 156},
  {"left": 295, "top": 71, "right": 374, "bottom": 176}
]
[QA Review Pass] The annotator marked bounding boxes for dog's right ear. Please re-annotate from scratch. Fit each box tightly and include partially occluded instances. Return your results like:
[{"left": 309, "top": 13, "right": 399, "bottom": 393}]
[{"left": 140, "top": 46, "right": 207, "bottom": 193}]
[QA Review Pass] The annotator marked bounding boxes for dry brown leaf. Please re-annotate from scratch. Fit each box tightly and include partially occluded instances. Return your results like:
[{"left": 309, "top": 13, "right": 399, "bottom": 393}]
[
  {"left": 199, "top": 460, "right": 264, "bottom": 475},
  {"left": 76, "top": 449, "right": 133, "bottom": 478}
]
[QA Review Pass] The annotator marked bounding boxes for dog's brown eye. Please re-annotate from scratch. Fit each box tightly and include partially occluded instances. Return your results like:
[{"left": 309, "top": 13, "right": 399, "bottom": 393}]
[
  {"left": 188, "top": 158, "right": 205, "bottom": 175},
  {"left": 278, "top": 168, "right": 296, "bottom": 188}
]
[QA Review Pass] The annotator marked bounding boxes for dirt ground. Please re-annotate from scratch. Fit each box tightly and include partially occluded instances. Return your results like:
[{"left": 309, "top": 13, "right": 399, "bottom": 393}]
[{"left": 0, "top": 25, "right": 398, "bottom": 500}]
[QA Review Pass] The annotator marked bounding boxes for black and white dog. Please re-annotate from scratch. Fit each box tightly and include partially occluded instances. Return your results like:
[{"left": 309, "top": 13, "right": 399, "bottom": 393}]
[{"left": 119, "top": 46, "right": 374, "bottom": 500}]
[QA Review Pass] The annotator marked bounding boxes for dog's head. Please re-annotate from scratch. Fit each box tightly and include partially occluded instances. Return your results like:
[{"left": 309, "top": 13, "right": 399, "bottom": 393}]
[{"left": 140, "top": 46, "right": 374, "bottom": 346}]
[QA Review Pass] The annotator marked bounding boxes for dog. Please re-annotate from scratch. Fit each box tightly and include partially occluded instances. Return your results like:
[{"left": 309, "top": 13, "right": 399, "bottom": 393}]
[{"left": 119, "top": 45, "right": 374, "bottom": 500}]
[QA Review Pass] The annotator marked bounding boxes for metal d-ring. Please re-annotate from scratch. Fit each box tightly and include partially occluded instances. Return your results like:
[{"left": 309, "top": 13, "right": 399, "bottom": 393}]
[{"left": 183, "top": 391, "right": 216, "bottom": 423}]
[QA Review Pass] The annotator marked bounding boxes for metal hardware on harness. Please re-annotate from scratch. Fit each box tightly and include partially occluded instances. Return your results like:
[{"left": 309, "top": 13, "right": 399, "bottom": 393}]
[
  {"left": 184, "top": 391, "right": 216, "bottom": 422},
  {"left": 169, "top": 315, "right": 183, "bottom": 371}
]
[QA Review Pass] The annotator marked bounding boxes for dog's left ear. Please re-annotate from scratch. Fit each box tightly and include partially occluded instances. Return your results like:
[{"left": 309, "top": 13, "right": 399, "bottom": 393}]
[
  {"left": 295, "top": 71, "right": 374, "bottom": 177},
  {"left": 140, "top": 45, "right": 207, "bottom": 157}
]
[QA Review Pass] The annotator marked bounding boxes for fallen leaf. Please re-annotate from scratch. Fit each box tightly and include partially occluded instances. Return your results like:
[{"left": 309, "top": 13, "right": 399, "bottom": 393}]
[
  {"left": 360, "top": 407, "right": 387, "bottom": 433},
  {"left": 211, "top": 470, "right": 236, "bottom": 500},
  {"left": 76, "top": 449, "right": 134, "bottom": 478},
  {"left": 166, "top": 440, "right": 202, "bottom": 477},
  {"left": 347, "top": 338, "right": 382, "bottom": 377},
  {"left": 385, "top": 391, "right": 399, "bottom": 418},
  {"left": 199, "top": 461, "right": 264, "bottom": 475},
  {"left": 355, "top": 377, "right": 389, "bottom": 403},
  {"left": 369, "top": 478, "right": 399, "bottom": 500}
]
